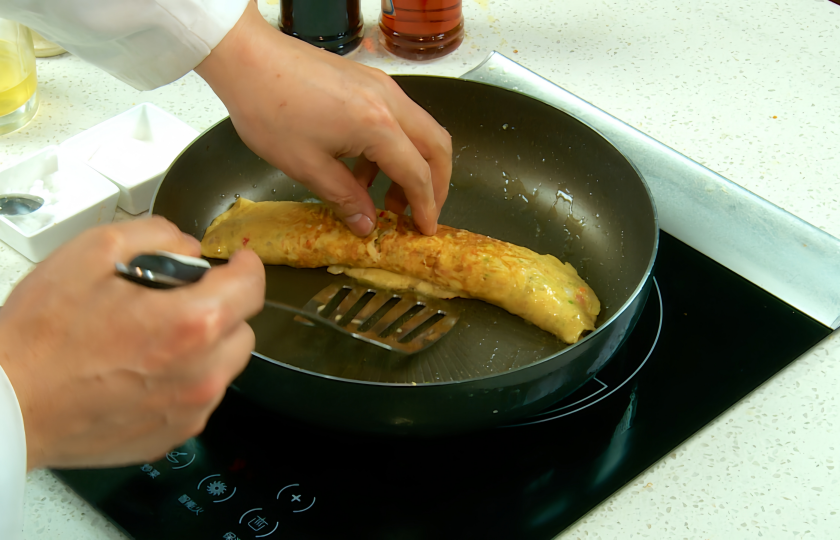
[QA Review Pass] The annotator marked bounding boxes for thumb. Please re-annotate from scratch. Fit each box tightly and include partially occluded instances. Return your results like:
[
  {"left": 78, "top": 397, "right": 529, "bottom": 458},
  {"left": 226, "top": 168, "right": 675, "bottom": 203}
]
[
  {"left": 175, "top": 248, "right": 266, "bottom": 330},
  {"left": 191, "top": 249, "right": 265, "bottom": 309},
  {"left": 300, "top": 158, "right": 377, "bottom": 236}
]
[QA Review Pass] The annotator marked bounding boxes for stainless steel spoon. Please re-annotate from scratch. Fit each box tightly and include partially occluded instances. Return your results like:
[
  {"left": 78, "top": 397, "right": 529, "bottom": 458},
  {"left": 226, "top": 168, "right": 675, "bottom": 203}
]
[{"left": 0, "top": 194, "right": 44, "bottom": 216}]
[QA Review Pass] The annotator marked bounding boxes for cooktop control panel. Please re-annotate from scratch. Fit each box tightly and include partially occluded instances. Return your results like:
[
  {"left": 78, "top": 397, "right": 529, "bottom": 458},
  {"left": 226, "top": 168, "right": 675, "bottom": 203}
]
[
  {"left": 137, "top": 444, "right": 317, "bottom": 538},
  {"left": 58, "top": 422, "right": 331, "bottom": 539}
]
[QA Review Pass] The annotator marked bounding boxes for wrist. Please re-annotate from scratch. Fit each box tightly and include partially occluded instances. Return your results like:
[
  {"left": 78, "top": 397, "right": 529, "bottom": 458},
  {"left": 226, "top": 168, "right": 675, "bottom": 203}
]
[{"left": 195, "top": 2, "right": 287, "bottom": 105}]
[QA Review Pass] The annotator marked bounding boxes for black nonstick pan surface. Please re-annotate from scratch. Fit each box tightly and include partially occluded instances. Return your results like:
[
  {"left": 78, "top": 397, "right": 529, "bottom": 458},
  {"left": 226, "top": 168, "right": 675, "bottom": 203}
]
[{"left": 151, "top": 76, "right": 658, "bottom": 436}]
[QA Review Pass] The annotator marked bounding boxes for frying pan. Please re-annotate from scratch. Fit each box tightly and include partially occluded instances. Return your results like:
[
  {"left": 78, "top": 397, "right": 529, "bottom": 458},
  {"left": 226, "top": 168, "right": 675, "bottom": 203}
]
[{"left": 151, "top": 76, "right": 658, "bottom": 436}]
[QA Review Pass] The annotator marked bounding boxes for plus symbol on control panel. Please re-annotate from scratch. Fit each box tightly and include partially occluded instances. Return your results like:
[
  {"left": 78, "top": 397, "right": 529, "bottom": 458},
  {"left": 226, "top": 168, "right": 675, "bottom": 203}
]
[{"left": 291, "top": 494, "right": 301, "bottom": 502}]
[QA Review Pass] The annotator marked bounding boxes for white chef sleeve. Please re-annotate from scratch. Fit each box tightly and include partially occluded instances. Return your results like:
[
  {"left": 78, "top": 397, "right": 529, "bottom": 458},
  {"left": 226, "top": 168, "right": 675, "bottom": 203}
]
[
  {"left": 0, "top": 365, "right": 26, "bottom": 540},
  {"left": 0, "top": 0, "right": 249, "bottom": 90}
]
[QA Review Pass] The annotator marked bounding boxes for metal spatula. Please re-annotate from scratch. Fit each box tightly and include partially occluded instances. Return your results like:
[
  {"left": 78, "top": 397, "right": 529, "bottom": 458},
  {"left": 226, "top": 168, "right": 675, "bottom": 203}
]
[{"left": 116, "top": 252, "right": 460, "bottom": 355}]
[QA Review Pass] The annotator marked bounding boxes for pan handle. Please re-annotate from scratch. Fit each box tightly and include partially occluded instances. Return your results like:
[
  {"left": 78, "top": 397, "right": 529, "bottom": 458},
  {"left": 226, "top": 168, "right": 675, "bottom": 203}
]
[{"left": 115, "top": 252, "right": 210, "bottom": 289}]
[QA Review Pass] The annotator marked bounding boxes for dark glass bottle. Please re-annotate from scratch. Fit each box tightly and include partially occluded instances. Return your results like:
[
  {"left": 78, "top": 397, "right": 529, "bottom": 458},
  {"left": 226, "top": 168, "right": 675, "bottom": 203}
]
[{"left": 279, "top": 0, "right": 364, "bottom": 56}]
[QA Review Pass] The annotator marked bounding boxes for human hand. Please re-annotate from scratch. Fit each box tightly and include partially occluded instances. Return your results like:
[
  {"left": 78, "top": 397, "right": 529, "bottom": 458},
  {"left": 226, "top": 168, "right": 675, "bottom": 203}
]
[
  {"left": 0, "top": 217, "right": 265, "bottom": 470},
  {"left": 194, "top": 2, "right": 452, "bottom": 237}
]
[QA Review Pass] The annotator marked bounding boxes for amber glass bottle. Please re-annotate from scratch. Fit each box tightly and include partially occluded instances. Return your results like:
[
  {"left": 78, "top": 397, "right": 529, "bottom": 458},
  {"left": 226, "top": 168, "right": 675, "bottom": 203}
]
[
  {"left": 280, "top": 0, "right": 364, "bottom": 56},
  {"left": 379, "top": 0, "right": 464, "bottom": 60}
]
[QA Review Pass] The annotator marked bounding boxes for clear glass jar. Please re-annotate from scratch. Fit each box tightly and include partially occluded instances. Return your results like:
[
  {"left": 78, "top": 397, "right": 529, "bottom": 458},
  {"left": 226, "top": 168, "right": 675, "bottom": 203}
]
[
  {"left": 30, "top": 28, "right": 66, "bottom": 58},
  {"left": 0, "top": 18, "right": 39, "bottom": 136}
]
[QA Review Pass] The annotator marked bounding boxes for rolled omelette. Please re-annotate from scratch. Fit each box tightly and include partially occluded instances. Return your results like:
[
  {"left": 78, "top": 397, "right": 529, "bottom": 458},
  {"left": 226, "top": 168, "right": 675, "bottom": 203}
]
[{"left": 201, "top": 198, "right": 601, "bottom": 344}]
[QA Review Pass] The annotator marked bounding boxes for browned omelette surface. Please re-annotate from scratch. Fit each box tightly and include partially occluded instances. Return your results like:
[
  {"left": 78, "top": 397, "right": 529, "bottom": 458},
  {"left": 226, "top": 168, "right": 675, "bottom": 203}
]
[{"left": 201, "top": 199, "right": 601, "bottom": 344}]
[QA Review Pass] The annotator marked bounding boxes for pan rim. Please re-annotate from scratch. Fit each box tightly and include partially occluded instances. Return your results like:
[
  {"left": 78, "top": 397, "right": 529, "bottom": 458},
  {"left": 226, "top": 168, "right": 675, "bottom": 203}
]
[{"left": 152, "top": 76, "right": 660, "bottom": 388}]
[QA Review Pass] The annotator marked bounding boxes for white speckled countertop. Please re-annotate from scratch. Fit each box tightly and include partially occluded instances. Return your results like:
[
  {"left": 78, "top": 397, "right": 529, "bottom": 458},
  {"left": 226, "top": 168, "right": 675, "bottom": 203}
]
[{"left": 4, "top": 0, "right": 839, "bottom": 538}]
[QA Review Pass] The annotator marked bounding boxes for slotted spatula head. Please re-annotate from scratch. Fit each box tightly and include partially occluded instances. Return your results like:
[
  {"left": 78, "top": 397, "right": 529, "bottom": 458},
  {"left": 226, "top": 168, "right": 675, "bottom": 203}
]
[{"left": 287, "top": 282, "right": 460, "bottom": 355}]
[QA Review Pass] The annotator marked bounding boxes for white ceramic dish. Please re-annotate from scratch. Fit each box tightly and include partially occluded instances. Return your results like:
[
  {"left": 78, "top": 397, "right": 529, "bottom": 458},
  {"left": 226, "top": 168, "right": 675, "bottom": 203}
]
[
  {"left": 0, "top": 145, "right": 119, "bottom": 263},
  {"left": 60, "top": 103, "right": 199, "bottom": 214}
]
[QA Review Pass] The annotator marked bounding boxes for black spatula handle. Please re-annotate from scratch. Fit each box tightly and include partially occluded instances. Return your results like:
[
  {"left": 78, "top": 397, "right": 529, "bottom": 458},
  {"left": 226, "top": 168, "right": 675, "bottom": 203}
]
[{"left": 116, "top": 252, "right": 211, "bottom": 289}]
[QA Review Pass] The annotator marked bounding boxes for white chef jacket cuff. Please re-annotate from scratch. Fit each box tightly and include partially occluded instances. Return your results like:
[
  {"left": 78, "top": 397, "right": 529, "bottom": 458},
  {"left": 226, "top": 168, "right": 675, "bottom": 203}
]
[
  {"left": 0, "top": 0, "right": 249, "bottom": 91},
  {"left": 0, "top": 365, "right": 26, "bottom": 540}
]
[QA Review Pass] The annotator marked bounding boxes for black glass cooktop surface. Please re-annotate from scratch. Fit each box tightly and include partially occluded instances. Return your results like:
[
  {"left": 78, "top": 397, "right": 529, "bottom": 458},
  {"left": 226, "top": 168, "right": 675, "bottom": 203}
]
[{"left": 54, "top": 232, "right": 831, "bottom": 540}]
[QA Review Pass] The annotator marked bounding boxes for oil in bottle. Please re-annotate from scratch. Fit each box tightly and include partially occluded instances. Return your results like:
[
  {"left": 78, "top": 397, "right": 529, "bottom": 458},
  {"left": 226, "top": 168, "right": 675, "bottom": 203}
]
[{"left": 379, "top": 0, "right": 464, "bottom": 60}]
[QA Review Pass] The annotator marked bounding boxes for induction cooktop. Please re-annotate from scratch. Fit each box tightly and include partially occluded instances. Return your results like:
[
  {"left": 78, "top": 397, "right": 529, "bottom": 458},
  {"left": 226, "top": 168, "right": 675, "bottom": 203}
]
[{"left": 54, "top": 231, "right": 831, "bottom": 540}]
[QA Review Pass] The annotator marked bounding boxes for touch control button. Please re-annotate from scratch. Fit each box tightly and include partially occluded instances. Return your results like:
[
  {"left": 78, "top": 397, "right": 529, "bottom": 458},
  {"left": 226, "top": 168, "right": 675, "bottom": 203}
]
[
  {"left": 277, "top": 483, "right": 316, "bottom": 513},
  {"left": 165, "top": 451, "right": 196, "bottom": 470},
  {"left": 197, "top": 473, "right": 237, "bottom": 503},
  {"left": 238, "top": 508, "right": 279, "bottom": 537}
]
